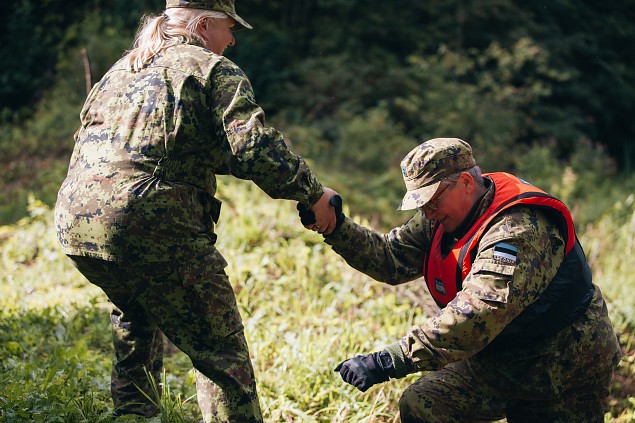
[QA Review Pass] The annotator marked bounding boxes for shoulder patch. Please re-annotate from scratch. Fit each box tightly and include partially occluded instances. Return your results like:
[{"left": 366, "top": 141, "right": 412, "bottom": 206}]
[{"left": 493, "top": 242, "right": 518, "bottom": 265}]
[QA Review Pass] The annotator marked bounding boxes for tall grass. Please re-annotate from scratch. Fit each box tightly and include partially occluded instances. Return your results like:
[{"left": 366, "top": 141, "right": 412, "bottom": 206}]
[
  {"left": 1, "top": 179, "right": 634, "bottom": 422},
  {"left": 580, "top": 194, "right": 635, "bottom": 422}
]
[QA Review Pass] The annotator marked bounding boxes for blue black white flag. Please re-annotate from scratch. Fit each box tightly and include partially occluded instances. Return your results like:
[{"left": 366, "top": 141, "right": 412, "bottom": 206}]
[{"left": 493, "top": 243, "right": 518, "bottom": 265}]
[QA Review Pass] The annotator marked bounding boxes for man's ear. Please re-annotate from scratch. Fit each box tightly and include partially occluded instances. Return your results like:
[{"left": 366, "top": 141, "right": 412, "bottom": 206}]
[{"left": 460, "top": 171, "right": 475, "bottom": 194}]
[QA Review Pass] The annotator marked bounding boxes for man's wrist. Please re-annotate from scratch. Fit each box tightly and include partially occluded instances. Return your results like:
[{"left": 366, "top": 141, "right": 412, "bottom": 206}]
[
  {"left": 375, "top": 350, "right": 396, "bottom": 378},
  {"left": 383, "top": 342, "right": 412, "bottom": 378},
  {"left": 323, "top": 216, "right": 348, "bottom": 238}
]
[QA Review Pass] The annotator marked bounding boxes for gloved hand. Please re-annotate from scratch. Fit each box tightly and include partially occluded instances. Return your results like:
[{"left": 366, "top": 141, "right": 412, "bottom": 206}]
[
  {"left": 297, "top": 201, "right": 316, "bottom": 225},
  {"left": 328, "top": 195, "right": 345, "bottom": 228},
  {"left": 297, "top": 195, "right": 345, "bottom": 230},
  {"left": 334, "top": 350, "right": 395, "bottom": 392}
]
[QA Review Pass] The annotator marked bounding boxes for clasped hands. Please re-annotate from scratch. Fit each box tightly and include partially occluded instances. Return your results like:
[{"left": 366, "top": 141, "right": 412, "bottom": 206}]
[{"left": 297, "top": 187, "right": 344, "bottom": 235}]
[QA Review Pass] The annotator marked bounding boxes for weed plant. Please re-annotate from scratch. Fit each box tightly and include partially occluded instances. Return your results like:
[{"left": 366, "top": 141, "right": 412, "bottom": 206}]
[{"left": 1, "top": 178, "right": 634, "bottom": 422}]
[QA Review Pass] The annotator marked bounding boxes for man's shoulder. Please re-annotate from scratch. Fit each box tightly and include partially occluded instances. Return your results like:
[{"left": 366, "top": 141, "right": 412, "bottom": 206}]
[{"left": 481, "top": 205, "right": 564, "bottom": 249}]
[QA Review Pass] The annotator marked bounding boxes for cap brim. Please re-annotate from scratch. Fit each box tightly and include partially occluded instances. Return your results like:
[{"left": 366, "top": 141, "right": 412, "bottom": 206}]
[
  {"left": 228, "top": 12, "right": 252, "bottom": 30},
  {"left": 398, "top": 181, "right": 442, "bottom": 211}
]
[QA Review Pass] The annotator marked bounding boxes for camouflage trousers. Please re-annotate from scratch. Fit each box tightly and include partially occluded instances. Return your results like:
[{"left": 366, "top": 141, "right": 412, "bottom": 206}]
[
  {"left": 399, "top": 288, "right": 621, "bottom": 423},
  {"left": 69, "top": 254, "right": 263, "bottom": 423}
]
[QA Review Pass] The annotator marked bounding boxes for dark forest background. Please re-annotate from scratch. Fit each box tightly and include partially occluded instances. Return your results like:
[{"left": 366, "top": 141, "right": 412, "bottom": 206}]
[
  {"left": 1, "top": 2, "right": 635, "bottom": 420},
  {"left": 1, "top": 0, "right": 635, "bottom": 226}
]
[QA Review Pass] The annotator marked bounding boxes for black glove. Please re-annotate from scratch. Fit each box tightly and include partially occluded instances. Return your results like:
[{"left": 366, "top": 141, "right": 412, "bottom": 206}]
[
  {"left": 297, "top": 201, "right": 316, "bottom": 226},
  {"left": 297, "top": 195, "right": 345, "bottom": 229},
  {"left": 329, "top": 195, "right": 345, "bottom": 228},
  {"left": 334, "top": 350, "right": 395, "bottom": 392}
]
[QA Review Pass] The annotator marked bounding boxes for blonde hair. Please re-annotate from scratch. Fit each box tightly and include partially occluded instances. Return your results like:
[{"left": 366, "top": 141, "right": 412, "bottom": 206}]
[{"left": 126, "top": 8, "right": 228, "bottom": 72}]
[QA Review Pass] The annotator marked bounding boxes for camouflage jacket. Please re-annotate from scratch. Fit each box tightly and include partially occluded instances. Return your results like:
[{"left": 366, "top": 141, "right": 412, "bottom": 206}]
[
  {"left": 55, "top": 43, "right": 323, "bottom": 263},
  {"left": 325, "top": 178, "right": 614, "bottom": 377}
]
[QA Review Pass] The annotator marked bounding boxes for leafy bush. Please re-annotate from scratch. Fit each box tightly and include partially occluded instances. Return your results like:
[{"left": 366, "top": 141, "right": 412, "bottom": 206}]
[{"left": 1, "top": 179, "right": 634, "bottom": 422}]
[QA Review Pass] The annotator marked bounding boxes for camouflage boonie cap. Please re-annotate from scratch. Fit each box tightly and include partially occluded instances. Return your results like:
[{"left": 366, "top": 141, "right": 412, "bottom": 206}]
[
  {"left": 166, "top": 0, "right": 252, "bottom": 30},
  {"left": 398, "top": 138, "right": 476, "bottom": 210}
]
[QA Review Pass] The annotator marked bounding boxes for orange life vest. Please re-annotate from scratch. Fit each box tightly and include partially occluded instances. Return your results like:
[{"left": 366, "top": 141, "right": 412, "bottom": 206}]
[
  {"left": 423, "top": 172, "right": 593, "bottom": 345},
  {"left": 425, "top": 172, "right": 576, "bottom": 306}
]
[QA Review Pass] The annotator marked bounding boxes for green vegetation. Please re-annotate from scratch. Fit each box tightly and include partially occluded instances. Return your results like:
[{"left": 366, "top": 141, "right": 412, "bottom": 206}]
[
  {"left": 2, "top": 0, "right": 635, "bottom": 421},
  {"left": 1, "top": 179, "right": 634, "bottom": 422}
]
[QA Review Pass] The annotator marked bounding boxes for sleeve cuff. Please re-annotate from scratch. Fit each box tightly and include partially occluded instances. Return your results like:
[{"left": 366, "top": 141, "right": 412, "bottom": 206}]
[
  {"left": 384, "top": 342, "right": 412, "bottom": 379},
  {"left": 323, "top": 216, "right": 353, "bottom": 240}
]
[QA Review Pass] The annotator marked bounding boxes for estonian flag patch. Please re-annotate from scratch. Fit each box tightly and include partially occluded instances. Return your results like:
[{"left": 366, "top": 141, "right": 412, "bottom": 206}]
[{"left": 493, "top": 243, "right": 518, "bottom": 265}]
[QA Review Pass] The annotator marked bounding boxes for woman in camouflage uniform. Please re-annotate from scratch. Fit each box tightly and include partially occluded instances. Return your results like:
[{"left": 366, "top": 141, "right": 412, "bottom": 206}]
[{"left": 55, "top": 1, "right": 337, "bottom": 421}]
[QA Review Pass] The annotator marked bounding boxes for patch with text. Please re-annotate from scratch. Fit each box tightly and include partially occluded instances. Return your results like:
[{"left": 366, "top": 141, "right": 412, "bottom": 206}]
[{"left": 493, "top": 242, "right": 518, "bottom": 265}]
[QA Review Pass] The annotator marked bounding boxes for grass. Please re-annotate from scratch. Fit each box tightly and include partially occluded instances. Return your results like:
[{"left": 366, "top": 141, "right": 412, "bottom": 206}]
[{"left": 1, "top": 178, "right": 634, "bottom": 422}]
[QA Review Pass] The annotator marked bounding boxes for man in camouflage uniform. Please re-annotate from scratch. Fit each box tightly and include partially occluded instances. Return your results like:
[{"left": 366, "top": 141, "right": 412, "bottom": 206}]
[
  {"left": 54, "top": 1, "right": 337, "bottom": 421},
  {"left": 300, "top": 138, "right": 622, "bottom": 422}
]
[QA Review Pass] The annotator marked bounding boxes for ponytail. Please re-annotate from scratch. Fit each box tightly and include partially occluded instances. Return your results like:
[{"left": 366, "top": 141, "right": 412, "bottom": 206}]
[{"left": 125, "top": 9, "right": 228, "bottom": 72}]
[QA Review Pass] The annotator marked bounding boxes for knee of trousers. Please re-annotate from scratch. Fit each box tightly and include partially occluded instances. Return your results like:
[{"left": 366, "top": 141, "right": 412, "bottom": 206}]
[
  {"left": 188, "top": 329, "right": 255, "bottom": 379},
  {"left": 399, "top": 384, "right": 435, "bottom": 423}
]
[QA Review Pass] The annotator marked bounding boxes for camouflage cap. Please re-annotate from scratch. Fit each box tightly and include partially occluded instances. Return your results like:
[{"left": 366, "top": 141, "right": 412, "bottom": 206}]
[
  {"left": 398, "top": 138, "right": 476, "bottom": 210},
  {"left": 165, "top": 0, "right": 252, "bottom": 30}
]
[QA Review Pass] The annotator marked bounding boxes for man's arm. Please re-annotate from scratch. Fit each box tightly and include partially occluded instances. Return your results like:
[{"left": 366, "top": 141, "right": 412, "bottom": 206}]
[
  {"left": 324, "top": 211, "right": 433, "bottom": 285},
  {"left": 387, "top": 206, "right": 565, "bottom": 376},
  {"left": 336, "top": 207, "right": 567, "bottom": 392}
]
